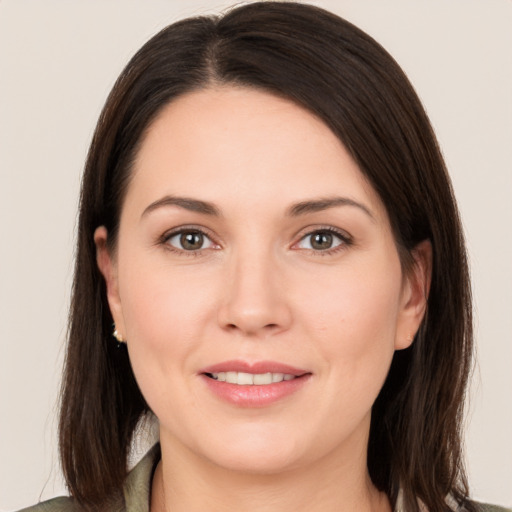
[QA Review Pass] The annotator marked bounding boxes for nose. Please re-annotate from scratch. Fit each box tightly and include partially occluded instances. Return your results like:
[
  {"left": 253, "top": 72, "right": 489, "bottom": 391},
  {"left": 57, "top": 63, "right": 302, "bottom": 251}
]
[{"left": 217, "top": 249, "right": 292, "bottom": 337}]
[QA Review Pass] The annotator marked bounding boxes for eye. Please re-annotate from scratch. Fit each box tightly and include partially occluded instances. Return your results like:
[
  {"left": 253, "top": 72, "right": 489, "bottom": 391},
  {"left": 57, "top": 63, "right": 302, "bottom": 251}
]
[
  {"left": 165, "top": 230, "right": 215, "bottom": 251},
  {"left": 295, "top": 229, "right": 348, "bottom": 251}
]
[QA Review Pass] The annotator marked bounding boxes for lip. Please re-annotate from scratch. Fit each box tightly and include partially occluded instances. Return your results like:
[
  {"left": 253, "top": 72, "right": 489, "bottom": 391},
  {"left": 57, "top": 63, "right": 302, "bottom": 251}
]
[
  {"left": 199, "top": 360, "right": 312, "bottom": 407},
  {"left": 200, "top": 359, "right": 309, "bottom": 376}
]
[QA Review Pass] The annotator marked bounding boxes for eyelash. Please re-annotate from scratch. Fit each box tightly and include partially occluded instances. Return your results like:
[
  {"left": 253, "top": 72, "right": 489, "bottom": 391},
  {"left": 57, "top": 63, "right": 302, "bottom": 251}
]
[
  {"left": 159, "top": 225, "right": 219, "bottom": 257},
  {"left": 159, "top": 226, "right": 353, "bottom": 256},
  {"left": 293, "top": 227, "right": 353, "bottom": 256}
]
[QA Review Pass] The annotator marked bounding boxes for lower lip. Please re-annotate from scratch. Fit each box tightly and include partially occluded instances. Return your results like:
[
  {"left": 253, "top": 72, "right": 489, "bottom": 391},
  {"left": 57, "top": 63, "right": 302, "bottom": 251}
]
[{"left": 201, "top": 374, "right": 311, "bottom": 407}]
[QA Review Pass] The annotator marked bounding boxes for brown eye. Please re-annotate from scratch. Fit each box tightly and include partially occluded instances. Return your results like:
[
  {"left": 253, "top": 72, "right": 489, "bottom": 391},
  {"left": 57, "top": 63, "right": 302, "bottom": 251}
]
[
  {"left": 296, "top": 230, "right": 346, "bottom": 251},
  {"left": 166, "top": 230, "right": 214, "bottom": 251},
  {"left": 180, "top": 232, "right": 204, "bottom": 250},
  {"left": 311, "top": 232, "right": 334, "bottom": 250}
]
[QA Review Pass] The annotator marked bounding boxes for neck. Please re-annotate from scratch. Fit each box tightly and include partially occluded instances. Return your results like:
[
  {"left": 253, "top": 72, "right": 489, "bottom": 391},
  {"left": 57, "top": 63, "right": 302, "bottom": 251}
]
[{"left": 151, "top": 429, "right": 391, "bottom": 512}]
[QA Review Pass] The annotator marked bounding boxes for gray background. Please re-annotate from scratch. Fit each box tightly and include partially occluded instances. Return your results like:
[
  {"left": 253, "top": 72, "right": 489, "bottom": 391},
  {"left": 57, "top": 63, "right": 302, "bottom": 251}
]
[{"left": 1, "top": 0, "right": 511, "bottom": 510}]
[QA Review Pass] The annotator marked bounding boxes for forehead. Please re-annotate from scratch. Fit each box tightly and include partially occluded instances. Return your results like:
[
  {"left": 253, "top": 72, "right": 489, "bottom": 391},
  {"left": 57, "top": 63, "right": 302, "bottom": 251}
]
[{"left": 127, "top": 86, "right": 386, "bottom": 221}]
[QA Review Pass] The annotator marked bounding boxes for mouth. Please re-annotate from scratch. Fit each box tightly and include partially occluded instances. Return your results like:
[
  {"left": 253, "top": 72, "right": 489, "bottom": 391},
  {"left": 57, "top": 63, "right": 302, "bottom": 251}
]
[
  {"left": 205, "top": 371, "right": 299, "bottom": 385},
  {"left": 199, "top": 360, "right": 311, "bottom": 406}
]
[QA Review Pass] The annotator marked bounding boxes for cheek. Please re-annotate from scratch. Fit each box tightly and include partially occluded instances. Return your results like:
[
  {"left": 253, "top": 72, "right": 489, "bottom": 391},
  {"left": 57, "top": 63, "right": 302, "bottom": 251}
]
[
  {"left": 119, "top": 251, "right": 218, "bottom": 346},
  {"left": 297, "top": 268, "right": 401, "bottom": 445},
  {"left": 115, "top": 253, "right": 220, "bottom": 409},
  {"left": 298, "top": 254, "right": 402, "bottom": 389}
]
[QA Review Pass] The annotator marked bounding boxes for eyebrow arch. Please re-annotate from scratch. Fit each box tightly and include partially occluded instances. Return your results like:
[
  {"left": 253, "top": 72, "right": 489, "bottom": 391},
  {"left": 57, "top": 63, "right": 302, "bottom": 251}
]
[
  {"left": 287, "top": 197, "right": 374, "bottom": 220},
  {"left": 141, "top": 195, "right": 221, "bottom": 218}
]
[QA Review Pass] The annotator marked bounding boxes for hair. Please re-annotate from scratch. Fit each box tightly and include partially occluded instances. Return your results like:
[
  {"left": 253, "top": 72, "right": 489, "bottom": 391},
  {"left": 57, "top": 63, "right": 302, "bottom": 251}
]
[{"left": 59, "top": 2, "right": 475, "bottom": 511}]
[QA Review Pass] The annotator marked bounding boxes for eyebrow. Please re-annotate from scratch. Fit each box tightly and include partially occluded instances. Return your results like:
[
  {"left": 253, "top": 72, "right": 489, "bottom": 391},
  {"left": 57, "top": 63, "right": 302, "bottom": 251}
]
[
  {"left": 141, "top": 196, "right": 221, "bottom": 218},
  {"left": 286, "top": 197, "right": 374, "bottom": 220},
  {"left": 141, "top": 195, "right": 374, "bottom": 220}
]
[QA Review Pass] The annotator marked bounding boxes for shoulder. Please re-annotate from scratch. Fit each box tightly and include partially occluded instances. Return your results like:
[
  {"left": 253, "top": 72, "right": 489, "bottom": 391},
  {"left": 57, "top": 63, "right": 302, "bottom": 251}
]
[
  {"left": 15, "top": 496, "right": 79, "bottom": 512},
  {"left": 15, "top": 443, "right": 160, "bottom": 512}
]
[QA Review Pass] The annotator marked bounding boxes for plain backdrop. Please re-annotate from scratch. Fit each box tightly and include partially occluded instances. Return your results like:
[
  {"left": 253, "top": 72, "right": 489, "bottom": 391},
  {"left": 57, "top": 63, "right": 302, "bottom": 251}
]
[{"left": 1, "top": 0, "right": 511, "bottom": 510}]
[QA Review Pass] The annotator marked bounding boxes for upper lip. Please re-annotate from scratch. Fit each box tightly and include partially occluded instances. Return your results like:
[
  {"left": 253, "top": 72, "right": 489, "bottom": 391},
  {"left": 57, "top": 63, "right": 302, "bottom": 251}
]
[{"left": 199, "top": 360, "right": 309, "bottom": 376}]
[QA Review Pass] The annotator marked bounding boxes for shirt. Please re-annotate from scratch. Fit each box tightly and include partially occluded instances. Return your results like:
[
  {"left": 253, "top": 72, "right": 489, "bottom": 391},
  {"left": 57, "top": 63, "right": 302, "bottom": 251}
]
[{"left": 17, "top": 444, "right": 511, "bottom": 512}]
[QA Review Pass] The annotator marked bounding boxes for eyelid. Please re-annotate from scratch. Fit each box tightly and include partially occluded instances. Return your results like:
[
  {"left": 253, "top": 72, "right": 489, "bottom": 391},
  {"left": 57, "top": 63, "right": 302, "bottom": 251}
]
[
  {"left": 159, "top": 225, "right": 221, "bottom": 253},
  {"left": 291, "top": 225, "right": 353, "bottom": 252}
]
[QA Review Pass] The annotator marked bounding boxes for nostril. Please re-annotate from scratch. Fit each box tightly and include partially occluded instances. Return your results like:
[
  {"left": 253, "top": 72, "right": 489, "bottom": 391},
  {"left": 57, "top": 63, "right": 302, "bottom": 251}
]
[
  {"left": 217, "top": 299, "right": 292, "bottom": 335},
  {"left": 223, "top": 322, "right": 279, "bottom": 333}
]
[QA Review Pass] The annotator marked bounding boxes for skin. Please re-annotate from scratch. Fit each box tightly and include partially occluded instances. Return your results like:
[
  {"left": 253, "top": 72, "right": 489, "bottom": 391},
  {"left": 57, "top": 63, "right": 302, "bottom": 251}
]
[{"left": 95, "top": 86, "right": 431, "bottom": 512}]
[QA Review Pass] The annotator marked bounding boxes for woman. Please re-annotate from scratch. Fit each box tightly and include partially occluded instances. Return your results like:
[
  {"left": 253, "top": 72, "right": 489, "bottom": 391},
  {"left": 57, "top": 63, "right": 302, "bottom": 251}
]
[{"left": 17, "top": 2, "right": 510, "bottom": 512}]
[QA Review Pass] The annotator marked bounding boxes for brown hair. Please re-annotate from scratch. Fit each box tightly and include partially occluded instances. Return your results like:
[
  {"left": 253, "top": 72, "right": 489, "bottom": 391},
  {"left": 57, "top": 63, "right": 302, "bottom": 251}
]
[{"left": 59, "top": 3, "right": 475, "bottom": 511}]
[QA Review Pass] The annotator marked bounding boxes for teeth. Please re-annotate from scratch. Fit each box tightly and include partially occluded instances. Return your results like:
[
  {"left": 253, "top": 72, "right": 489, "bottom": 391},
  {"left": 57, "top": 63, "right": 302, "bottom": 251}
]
[
  {"left": 253, "top": 373, "right": 271, "bottom": 385},
  {"left": 210, "top": 371, "right": 296, "bottom": 385},
  {"left": 226, "top": 371, "right": 237, "bottom": 384}
]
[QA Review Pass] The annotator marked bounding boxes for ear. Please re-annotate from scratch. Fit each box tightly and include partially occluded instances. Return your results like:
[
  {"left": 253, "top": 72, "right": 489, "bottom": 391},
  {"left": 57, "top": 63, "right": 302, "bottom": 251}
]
[
  {"left": 94, "top": 226, "right": 126, "bottom": 339},
  {"left": 395, "top": 240, "right": 432, "bottom": 350}
]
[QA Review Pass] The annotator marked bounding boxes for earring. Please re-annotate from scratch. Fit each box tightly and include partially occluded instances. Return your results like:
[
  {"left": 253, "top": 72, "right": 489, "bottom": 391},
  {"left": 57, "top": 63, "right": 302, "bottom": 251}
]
[{"left": 112, "top": 325, "right": 126, "bottom": 344}]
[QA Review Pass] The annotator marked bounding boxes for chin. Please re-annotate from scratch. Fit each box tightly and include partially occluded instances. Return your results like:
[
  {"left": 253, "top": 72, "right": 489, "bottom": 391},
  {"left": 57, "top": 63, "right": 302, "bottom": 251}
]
[
  {"left": 209, "top": 447, "right": 302, "bottom": 475},
  {"left": 196, "top": 427, "right": 307, "bottom": 475}
]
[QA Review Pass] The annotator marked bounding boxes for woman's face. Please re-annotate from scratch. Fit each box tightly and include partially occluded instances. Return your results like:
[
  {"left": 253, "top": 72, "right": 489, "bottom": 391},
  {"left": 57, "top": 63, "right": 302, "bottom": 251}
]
[{"left": 96, "top": 86, "right": 428, "bottom": 474}]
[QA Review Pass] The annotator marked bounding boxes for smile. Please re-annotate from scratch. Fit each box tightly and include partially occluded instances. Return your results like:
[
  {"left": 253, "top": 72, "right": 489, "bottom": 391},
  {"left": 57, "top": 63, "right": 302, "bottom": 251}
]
[
  {"left": 200, "top": 360, "right": 311, "bottom": 407},
  {"left": 206, "top": 371, "right": 296, "bottom": 385}
]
